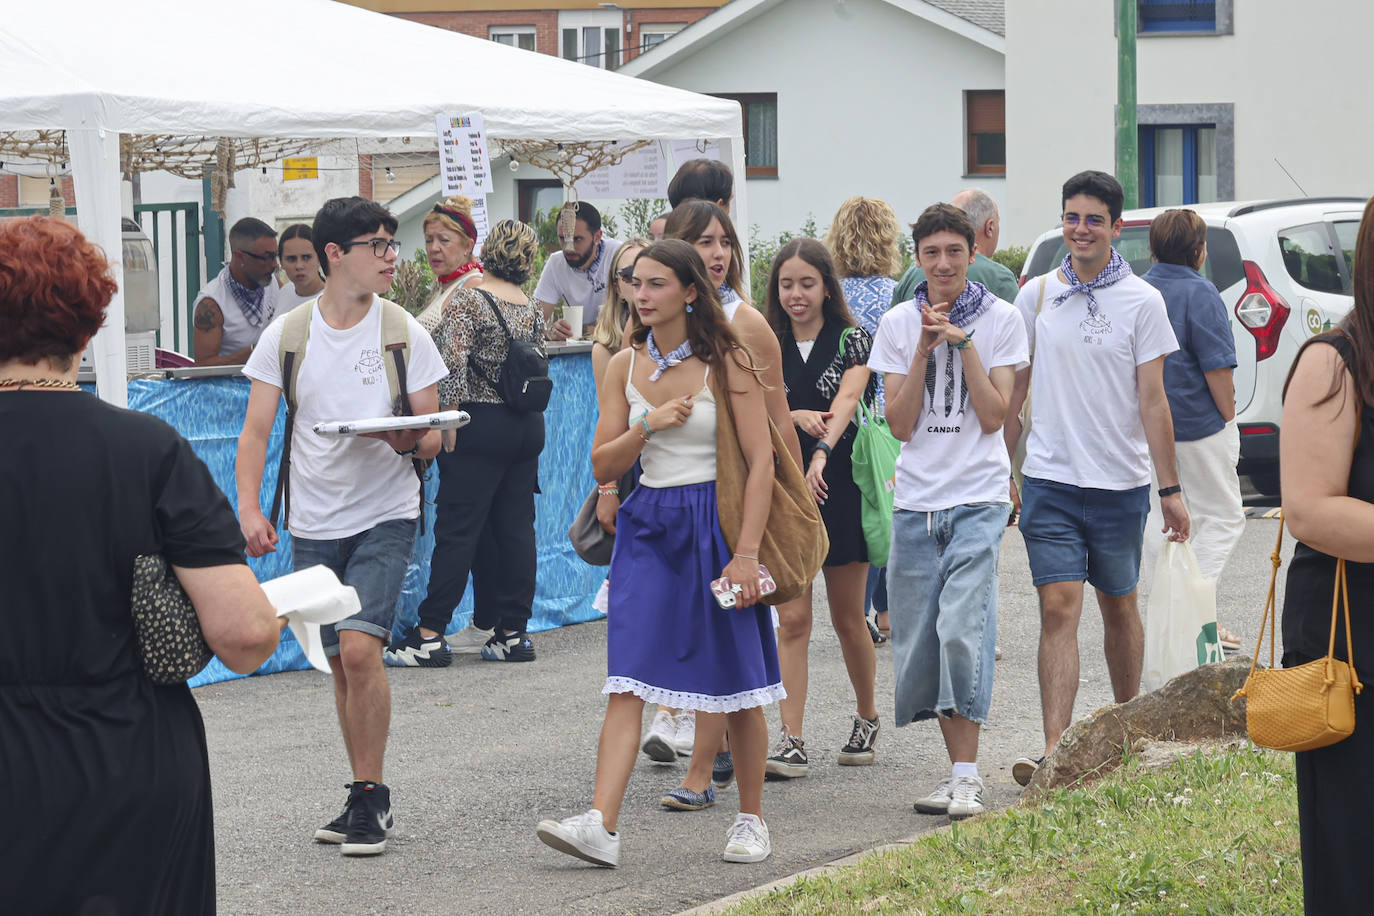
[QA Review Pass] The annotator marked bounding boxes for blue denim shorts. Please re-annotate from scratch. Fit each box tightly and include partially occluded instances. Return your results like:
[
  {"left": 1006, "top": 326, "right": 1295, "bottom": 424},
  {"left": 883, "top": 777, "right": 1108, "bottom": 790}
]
[
  {"left": 887, "top": 503, "right": 1008, "bottom": 725},
  {"left": 1018, "top": 477, "right": 1149, "bottom": 597},
  {"left": 291, "top": 517, "right": 418, "bottom": 655}
]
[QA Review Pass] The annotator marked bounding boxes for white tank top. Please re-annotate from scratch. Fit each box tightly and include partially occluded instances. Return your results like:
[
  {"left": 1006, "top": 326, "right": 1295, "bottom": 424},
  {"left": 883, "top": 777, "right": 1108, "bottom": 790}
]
[{"left": 626, "top": 349, "right": 717, "bottom": 487}]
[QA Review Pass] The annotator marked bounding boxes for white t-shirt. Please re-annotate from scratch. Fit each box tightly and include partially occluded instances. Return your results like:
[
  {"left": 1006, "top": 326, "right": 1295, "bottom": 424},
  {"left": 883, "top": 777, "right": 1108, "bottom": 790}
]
[
  {"left": 868, "top": 297, "right": 1029, "bottom": 512},
  {"left": 275, "top": 283, "right": 321, "bottom": 315},
  {"left": 1015, "top": 271, "right": 1179, "bottom": 490},
  {"left": 532, "top": 237, "right": 622, "bottom": 325},
  {"left": 243, "top": 297, "right": 449, "bottom": 540}
]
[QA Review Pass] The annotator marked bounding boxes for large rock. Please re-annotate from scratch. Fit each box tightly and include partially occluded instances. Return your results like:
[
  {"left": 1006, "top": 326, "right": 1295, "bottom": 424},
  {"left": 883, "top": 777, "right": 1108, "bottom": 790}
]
[{"left": 1026, "top": 656, "right": 1253, "bottom": 795}]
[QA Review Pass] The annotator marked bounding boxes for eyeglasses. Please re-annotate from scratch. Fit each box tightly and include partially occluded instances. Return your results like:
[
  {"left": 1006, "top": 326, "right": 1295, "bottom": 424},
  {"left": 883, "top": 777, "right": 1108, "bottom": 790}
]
[
  {"left": 237, "top": 249, "right": 279, "bottom": 263},
  {"left": 339, "top": 237, "right": 402, "bottom": 258},
  {"left": 617, "top": 266, "right": 635, "bottom": 283},
  {"left": 1062, "top": 213, "right": 1110, "bottom": 229}
]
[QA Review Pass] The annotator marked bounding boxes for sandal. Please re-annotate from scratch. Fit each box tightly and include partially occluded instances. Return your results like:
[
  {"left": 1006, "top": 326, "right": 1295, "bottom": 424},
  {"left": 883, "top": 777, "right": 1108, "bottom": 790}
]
[{"left": 1217, "top": 625, "right": 1243, "bottom": 652}]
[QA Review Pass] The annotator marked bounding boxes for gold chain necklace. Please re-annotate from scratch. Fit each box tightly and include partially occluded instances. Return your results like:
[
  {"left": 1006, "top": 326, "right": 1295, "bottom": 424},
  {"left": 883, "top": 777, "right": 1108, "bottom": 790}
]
[{"left": 0, "top": 377, "right": 82, "bottom": 391}]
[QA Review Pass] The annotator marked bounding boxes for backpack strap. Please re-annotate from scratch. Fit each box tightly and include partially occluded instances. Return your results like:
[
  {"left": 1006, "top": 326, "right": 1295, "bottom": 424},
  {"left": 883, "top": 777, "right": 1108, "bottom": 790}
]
[
  {"left": 378, "top": 298, "right": 431, "bottom": 535},
  {"left": 269, "top": 299, "right": 317, "bottom": 530},
  {"left": 469, "top": 289, "right": 513, "bottom": 398}
]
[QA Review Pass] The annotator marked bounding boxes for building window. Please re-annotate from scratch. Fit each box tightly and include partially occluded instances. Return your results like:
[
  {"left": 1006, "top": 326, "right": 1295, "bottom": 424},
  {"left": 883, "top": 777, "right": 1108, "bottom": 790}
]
[
  {"left": 518, "top": 180, "right": 564, "bottom": 231},
  {"left": 1138, "top": 124, "right": 1217, "bottom": 207},
  {"left": 490, "top": 26, "right": 536, "bottom": 52},
  {"left": 712, "top": 94, "right": 778, "bottom": 178},
  {"left": 1138, "top": 0, "right": 1217, "bottom": 32},
  {"left": 639, "top": 23, "right": 684, "bottom": 52},
  {"left": 965, "top": 90, "right": 1005, "bottom": 176},
  {"left": 559, "top": 11, "right": 623, "bottom": 68}
]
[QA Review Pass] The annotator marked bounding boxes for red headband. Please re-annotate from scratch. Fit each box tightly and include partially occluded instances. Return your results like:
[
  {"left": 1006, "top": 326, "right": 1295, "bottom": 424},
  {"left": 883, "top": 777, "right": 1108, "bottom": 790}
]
[{"left": 431, "top": 204, "right": 478, "bottom": 241}]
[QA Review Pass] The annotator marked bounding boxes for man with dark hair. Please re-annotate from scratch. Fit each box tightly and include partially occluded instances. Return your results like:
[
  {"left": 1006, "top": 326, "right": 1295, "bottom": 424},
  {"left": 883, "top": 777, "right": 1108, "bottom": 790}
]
[
  {"left": 534, "top": 201, "right": 622, "bottom": 341},
  {"left": 236, "top": 196, "right": 447, "bottom": 856},
  {"left": 192, "top": 217, "right": 285, "bottom": 365},
  {"left": 1004, "top": 170, "right": 1190, "bottom": 787},
  {"left": 869, "top": 202, "right": 1027, "bottom": 819},
  {"left": 892, "top": 189, "right": 1018, "bottom": 306},
  {"left": 667, "top": 157, "right": 733, "bottom": 209}
]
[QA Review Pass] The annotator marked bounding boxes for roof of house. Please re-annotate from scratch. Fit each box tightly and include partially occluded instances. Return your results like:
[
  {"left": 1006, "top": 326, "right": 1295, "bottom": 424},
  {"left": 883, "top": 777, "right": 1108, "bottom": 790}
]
[{"left": 618, "top": 0, "right": 1004, "bottom": 77}]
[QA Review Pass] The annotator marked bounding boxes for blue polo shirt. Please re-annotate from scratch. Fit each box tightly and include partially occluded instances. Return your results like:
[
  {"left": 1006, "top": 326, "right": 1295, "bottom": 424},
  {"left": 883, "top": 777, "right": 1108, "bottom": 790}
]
[{"left": 1142, "top": 262, "right": 1237, "bottom": 442}]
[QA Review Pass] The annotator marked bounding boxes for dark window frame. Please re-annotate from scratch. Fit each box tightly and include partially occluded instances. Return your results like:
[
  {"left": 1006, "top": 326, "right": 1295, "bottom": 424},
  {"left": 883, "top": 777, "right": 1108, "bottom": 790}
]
[
  {"left": 711, "top": 92, "right": 779, "bottom": 179},
  {"left": 965, "top": 90, "right": 1006, "bottom": 176},
  {"left": 1138, "top": 122, "right": 1217, "bottom": 207}
]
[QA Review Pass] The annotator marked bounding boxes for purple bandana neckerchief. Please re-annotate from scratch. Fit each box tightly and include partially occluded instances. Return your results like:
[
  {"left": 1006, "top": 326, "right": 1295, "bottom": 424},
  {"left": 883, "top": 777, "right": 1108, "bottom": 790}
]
[
  {"left": 1053, "top": 249, "right": 1132, "bottom": 317},
  {"left": 646, "top": 330, "right": 693, "bottom": 382},
  {"left": 224, "top": 267, "right": 268, "bottom": 327},
  {"left": 914, "top": 279, "right": 994, "bottom": 328},
  {"left": 718, "top": 283, "right": 741, "bottom": 310}
]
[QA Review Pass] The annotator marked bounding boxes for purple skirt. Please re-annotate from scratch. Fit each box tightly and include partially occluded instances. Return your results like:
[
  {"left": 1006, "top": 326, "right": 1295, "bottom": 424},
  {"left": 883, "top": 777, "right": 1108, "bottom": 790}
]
[{"left": 605, "top": 481, "right": 784, "bottom": 712}]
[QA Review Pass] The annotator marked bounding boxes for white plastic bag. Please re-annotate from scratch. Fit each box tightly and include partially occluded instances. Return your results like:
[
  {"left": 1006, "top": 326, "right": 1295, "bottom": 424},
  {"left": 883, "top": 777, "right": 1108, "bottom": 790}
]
[{"left": 1143, "top": 540, "right": 1224, "bottom": 692}]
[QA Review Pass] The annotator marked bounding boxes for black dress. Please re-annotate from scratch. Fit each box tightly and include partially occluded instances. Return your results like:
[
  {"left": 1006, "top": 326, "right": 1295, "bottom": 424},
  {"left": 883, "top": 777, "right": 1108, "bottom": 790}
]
[
  {"left": 782, "top": 318, "right": 877, "bottom": 567},
  {"left": 1280, "top": 334, "right": 1374, "bottom": 914},
  {"left": 0, "top": 390, "right": 249, "bottom": 915}
]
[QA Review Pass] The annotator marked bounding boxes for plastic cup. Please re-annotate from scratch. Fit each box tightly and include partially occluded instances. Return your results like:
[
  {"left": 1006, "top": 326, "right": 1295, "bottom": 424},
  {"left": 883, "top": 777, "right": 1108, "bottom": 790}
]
[{"left": 563, "top": 305, "right": 584, "bottom": 340}]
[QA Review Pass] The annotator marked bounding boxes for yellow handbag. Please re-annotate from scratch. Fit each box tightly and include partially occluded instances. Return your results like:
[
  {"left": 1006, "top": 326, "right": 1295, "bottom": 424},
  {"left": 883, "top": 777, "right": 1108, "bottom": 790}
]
[
  {"left": 712, "top": 373, "right": 828, "bottom": 606},
  {"left": 1233, "top": 512, "right": 1364, "bottom": 752}
]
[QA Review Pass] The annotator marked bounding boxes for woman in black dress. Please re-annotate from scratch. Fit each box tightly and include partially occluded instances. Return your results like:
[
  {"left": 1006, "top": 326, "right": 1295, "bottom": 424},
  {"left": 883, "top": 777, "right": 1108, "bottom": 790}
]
[
  {"left": 0, "top": 216, "right": 283, "bottom": 914},
  {"left": 761, "top": 238, "right": 882, "bottom": 778},
  {"left": 1280, "top": 197, "right": 1374, "bottom": 913}
]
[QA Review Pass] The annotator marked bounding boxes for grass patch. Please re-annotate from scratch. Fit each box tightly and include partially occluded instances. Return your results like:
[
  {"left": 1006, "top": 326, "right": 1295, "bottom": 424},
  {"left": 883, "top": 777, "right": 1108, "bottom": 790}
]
[{"left": 723, "top": 747, "right": 1301, "bottom": 915}]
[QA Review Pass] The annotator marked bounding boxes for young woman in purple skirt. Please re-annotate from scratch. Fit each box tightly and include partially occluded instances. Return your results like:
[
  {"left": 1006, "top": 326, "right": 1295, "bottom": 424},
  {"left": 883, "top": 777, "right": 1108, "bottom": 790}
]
[{"left": 536, "top": 239, "right": 784, "bottom": 866}]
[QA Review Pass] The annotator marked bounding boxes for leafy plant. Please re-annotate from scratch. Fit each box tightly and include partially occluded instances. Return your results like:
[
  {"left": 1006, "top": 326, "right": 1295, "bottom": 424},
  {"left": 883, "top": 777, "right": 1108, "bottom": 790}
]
[
  {"left": 387, "top": 248, "right": 436, "bottom": 316},
  {"left": 992, "top": 245, "right": 1030, "bottom": 277},
  {"left": 613, "top": 197, "right": 669, "bottom": 240}
]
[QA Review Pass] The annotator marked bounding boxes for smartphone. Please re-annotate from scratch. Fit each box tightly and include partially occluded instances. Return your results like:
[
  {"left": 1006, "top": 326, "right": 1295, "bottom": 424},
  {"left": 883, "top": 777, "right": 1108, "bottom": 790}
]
[{"left": 710, "top": 564, "right": 777, "bottom": 608}]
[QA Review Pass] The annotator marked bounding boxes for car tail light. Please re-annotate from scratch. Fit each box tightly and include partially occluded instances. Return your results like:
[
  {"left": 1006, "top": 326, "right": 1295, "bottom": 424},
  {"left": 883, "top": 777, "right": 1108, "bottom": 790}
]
[
  {"left": 1235, "top": 260, "right": 1290, "bottom": 361},
  {"left": 1017, "top": 275, "right": 1029, "bottom": 288},
  {"left": 1239, "top": 423, "right": 1277, "bottom": 437}
]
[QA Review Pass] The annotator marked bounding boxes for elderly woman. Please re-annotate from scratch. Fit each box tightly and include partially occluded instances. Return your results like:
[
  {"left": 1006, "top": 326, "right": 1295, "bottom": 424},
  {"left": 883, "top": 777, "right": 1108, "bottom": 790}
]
[
  {"left": 386, "top": 219, "right": 547, "bottom": 666},
  {"left": 415, "top": 195, "right": 484, "bottom": 333},
  {"left": 1281, "top": 196, "right": 1374, "bottom": 912},
  {"left": 0, "top": 217, "right": 282, "bottom": 913}
]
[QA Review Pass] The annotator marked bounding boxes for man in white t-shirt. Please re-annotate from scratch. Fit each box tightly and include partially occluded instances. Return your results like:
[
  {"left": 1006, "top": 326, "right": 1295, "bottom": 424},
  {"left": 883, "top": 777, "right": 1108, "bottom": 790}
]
[
  {"left": 869, "top": 203, "right": 1029, "bottom": 820},
  {"left": 1003, "top": 171, "right": 1191, "bottom": 788},
  {"left": 236, "top": 197, "right": 447, "bottom": 857},
  {"left": 534, "top": 201, "right": 621, "bottom": 340}
]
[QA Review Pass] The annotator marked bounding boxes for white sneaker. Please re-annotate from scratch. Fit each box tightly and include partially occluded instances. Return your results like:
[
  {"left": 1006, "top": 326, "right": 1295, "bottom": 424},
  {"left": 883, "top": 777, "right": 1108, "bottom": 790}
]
[
  {"left": 913, "top": 777, "right": 954, "bottom": 814},
  {"left": 536, "top": 809, "right": 620, "bottom": 867},
  {"left": 641, "top": 709, "right": 677, "bottom": 763},
  {"left": 447, "top": 623, "right": 493, "bottom": 655},
  {"left": 947, "top": 776, "right": 986, "bottom": 820},
  {"left": 723, "top": 813, "right": 771, "bottom": 863},
  {"left": 672, "top": 710, "right": 697, "bottom": 757}
]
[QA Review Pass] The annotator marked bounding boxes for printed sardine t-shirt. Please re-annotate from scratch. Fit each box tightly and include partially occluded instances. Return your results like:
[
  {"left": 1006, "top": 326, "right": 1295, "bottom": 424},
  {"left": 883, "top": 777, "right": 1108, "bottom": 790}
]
[{"left": 868, "top": 297, "right": 1029, "bottom": 512}]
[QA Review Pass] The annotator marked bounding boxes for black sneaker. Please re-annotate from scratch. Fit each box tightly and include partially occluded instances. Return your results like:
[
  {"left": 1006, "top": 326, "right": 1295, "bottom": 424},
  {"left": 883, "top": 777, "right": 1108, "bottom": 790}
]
[
  {"left": 383, "top": 628, "right": 452, "bottom": 668},
  {"left": 765, "top": 726, "right": 809, "bottom": 779},
  {"left": 340, "top": 782, "right": 392, "bottom": 857},
  {"left": 837, "top": 715, "right": 880, "bottom": 766},
  {"left": 481, "top": 630, "right": 535, "bottom": 662},
  {"left": 313, "top": 783, "right": 355, "bottom": 844}
]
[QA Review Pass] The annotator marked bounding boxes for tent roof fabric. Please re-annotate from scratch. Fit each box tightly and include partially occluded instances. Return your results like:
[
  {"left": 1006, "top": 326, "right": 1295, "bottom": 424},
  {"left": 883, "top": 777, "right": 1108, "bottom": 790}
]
[{"left": 0, "top": 0, "right": 742, "bottom": 141}]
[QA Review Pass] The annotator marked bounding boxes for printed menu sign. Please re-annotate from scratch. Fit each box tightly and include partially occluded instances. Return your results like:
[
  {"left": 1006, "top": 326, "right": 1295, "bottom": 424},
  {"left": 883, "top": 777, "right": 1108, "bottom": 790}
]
[{"left": 436, "top": 113, "right": 491, "bottom": 196}]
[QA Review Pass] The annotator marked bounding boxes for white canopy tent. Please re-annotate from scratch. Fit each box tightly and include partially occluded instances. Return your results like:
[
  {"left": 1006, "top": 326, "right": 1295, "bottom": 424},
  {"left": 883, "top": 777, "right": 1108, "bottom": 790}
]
[{"left": 0, "top": 0, "right": 745, "bottom": 406}]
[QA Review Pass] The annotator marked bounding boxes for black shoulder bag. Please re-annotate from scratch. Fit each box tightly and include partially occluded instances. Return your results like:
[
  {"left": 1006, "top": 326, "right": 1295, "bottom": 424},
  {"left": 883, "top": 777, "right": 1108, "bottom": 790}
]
[{"left": 470, "top": 290, "right": 552, "bottom": 413}]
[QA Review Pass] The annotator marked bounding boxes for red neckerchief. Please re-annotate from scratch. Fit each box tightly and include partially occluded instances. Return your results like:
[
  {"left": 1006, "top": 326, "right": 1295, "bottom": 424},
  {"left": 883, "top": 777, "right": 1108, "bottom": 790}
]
[{"left": 437, "top": 262, "right": 482, "bottom": 284}]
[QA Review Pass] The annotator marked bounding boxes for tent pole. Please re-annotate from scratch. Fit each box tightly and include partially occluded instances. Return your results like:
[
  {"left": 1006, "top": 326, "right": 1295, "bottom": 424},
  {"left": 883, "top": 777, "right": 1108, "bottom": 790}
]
[
  {"left": 721, "top": 135, "right": 750, "bottom": 295},
  {"left": 69, "top": 128, "right": 129, "bottom": 407}
]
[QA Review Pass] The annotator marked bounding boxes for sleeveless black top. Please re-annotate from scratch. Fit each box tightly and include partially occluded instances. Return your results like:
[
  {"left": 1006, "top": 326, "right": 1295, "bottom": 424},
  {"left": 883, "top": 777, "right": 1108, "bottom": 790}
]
[{"left": 1281, "top": 333, "right": 1374, "bottom": 679}]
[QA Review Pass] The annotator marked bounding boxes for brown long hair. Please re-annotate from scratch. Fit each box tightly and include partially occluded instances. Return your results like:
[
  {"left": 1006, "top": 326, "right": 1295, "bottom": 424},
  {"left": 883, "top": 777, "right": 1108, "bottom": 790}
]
[
  {"left": 664, "top": 200, "right": 747, "bottom": 297},
  {"left": 763, "top": 238, "right": 856, "bottom": 338},
  {"left": 628, "top": 239, "right": 760, "bottom": 377},
  {"left": 1283, "top": 197, "right": 1374, "bottom": 409}
]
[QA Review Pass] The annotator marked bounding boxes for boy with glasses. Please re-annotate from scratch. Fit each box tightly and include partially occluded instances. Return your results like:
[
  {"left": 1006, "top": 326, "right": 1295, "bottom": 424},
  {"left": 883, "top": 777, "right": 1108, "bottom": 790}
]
[
  {"left": 236, "top": 197, "right": 447, "bottom": 855},
  {"left": 192, "top": 217, "right": 285, "bottom": 365},
  {"left": 1004, "top": 171, "right": 1190, "bottom": 787}
]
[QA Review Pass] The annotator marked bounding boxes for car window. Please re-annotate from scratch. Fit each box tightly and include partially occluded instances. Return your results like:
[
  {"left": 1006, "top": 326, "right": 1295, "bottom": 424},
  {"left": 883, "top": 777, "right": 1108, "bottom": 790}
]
[
  {"left": 1333, "top": 220, "right": 1360, "bottom": 286},
  {"left": 1024, "top": 225, "right": 1245, "bottom": 292},
  {"left": 1279, "top": 223, "right": 1347, "bottom": 295}
]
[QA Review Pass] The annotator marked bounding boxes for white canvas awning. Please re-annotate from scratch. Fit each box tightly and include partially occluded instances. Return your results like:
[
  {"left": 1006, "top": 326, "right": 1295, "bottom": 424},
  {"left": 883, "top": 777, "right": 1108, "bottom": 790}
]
[{"left": 0, "top": 0, "right": 745, "bottom": 404}]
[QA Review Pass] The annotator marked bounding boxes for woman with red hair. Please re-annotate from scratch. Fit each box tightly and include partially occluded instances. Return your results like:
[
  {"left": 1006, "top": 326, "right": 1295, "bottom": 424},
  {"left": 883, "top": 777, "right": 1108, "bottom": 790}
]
[{"left": 0, "top": 217, "right": 282, "bottom": 913}]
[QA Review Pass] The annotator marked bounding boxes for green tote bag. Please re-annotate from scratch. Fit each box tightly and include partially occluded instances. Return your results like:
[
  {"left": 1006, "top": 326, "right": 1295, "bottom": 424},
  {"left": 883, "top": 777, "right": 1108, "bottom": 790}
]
[{"left": 850, "top": 399, "right": 901, "bottom": 567}]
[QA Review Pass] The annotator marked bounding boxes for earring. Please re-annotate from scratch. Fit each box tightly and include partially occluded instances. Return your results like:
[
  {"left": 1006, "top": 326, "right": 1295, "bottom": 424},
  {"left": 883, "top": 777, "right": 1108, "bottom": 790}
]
[{"left": 686, "top": 303, "right": 694, "bottom": 313}]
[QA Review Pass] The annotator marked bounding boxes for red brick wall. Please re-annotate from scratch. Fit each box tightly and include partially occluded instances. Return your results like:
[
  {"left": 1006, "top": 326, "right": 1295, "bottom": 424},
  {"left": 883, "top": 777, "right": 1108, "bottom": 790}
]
[
  {"left": 395, "top": 11, "right": 559, "bottom": 56},
  {"left": 359, "top": 154, "right": 374, "bottom": 200},
  {"left": 0, "top": 176, "right": 17, "bottom": 208}
]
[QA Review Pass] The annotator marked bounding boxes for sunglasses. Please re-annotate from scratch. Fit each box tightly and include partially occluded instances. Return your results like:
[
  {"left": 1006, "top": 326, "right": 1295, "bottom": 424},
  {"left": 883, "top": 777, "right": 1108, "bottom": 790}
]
[
  {"left": 616, "top": 265, "right": 635, "bottom": 283},
  {"left": 237, "top": 249, "right": 278, "bottom": 263}
]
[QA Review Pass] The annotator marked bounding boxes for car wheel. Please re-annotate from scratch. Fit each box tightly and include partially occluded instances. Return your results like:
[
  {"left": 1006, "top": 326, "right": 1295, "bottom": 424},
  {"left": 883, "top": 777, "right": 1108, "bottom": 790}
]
[{"left": 1248, "top": 469, "right": 1282, "bottom": 498}]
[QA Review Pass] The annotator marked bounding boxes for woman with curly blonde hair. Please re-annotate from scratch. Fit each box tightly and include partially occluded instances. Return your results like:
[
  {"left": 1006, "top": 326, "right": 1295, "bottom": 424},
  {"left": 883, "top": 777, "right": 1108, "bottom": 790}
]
[{"left": 824, "top": 196, "right": 902, "bottom": 644}]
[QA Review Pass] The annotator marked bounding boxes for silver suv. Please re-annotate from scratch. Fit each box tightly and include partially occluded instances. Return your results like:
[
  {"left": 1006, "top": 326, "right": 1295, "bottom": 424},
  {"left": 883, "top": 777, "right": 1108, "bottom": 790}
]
[{"left": 1021, "top": 197, "right": 1366, "bottom": 495}]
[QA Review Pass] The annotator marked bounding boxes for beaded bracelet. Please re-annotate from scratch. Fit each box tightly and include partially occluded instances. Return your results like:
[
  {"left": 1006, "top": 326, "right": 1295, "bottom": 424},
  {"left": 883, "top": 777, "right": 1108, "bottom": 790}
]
[
  {"left": 637, "top": 413, "right": 656, "bottom": 442},
  {"left": 953, "top": 328, "right": 976, "bottom": 350},
  {"left": 597, "top": 484, "right": 620, "bottom": 496}
]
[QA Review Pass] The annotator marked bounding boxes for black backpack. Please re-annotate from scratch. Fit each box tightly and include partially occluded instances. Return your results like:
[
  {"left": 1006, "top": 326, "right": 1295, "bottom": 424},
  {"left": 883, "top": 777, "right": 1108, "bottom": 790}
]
[{"left": 470, "top": 290, "right": 552, "bottom": 413}]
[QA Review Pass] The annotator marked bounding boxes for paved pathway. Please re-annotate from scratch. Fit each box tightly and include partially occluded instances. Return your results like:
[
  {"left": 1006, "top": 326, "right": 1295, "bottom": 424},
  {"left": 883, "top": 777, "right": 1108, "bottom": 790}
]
[{"left": 201, "top": 516, "right": 1283, "bottom": 915}]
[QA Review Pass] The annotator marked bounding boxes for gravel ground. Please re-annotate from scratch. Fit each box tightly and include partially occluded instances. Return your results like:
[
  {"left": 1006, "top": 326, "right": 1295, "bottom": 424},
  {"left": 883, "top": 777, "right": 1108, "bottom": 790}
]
[{"left": 200, "top": 507, "right": 1285, "bottom": 915}]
